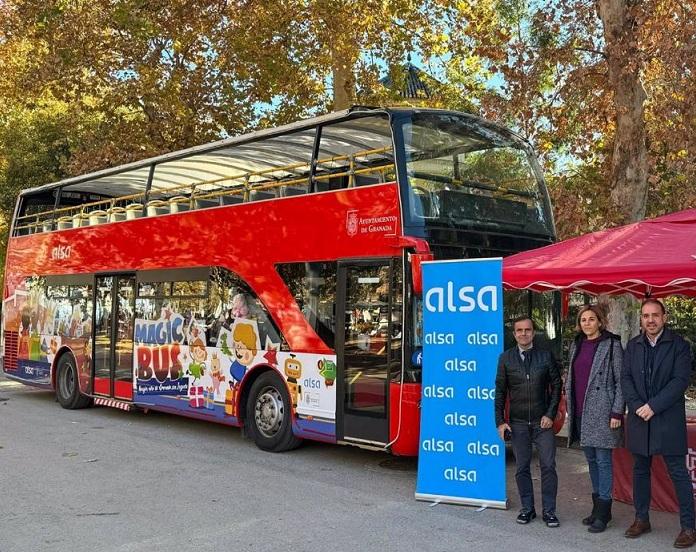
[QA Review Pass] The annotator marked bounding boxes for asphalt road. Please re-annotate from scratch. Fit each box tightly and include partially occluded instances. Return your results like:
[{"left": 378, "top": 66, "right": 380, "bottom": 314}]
[{"left": 0, "top": 374, "right": 684, "bottom": 552}]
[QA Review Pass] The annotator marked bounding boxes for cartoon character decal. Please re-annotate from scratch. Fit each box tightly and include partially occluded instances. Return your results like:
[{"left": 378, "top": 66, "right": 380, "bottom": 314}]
[
  {"left": 284, "top": 354, "right": 303, "bottom": 408},
  {"left": 209, "top": 353, "right": 225, "bottom": 394},
  {"left": 219, "top": 322, "right": 259, "bottom": 409},
  {"left": 50, "top": 336, "right": 59, "bottom": 355},
  {"left": 81, "top": 337, "right": 92, "bottom": 373},
  {"left": 126, "top": 306, "right": 336, "bottom": 420},
  {"left": 187, "top": 337, "right": 207, "bottom": 381},
  {"left": 317, "top": 358, "right": 336, "bottom": 387},
  {"left": 44, "top": 300, "right": 56, "bottom": 336},
  {"left": 69, "top": 304, "right": 82, "bottom": 337},
  {"left": 29, "top": 326, "right": 41, "bottom": 361},
  {"left": 4, "top": 280, "right": 90, "bottom": 383},
  {"left": 17, "top": 317, "right": 29, "bottom": 358},
  {"left": 226, "top": 323, "right": 258, "bottom": 383}
]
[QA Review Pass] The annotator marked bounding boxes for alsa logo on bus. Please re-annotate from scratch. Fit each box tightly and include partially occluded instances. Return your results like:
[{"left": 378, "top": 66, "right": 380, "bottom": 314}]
[
  {"left": 51, "top": 245, "right": 71, "bottom": 260},
  {"left": 424, "top": 282, "right": 498, "bottom": 313}
]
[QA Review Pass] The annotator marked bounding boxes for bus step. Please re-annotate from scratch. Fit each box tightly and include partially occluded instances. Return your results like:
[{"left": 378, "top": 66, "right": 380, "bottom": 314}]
[{"left": 94, "top": 397, "right": 135, "bottom": 411}]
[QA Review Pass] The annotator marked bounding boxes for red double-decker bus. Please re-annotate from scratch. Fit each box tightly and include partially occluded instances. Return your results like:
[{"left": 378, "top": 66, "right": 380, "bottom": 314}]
[{"left": 2, "top": 107, "right": 557, "bottom": 454}]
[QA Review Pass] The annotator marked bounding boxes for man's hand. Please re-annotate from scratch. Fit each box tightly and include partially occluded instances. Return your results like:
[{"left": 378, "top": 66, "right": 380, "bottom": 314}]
[
  {"left": 636, "top": 404, "right": 655, "bottom": 421},
  {"left": 610, "top": 418, "right": 622, "bottom": 429},
  {"left": 540, "top": 416, "right": 553, "bottom": 429},
  {"left": 497, "top": 423, "right": 511, "bottom": 441}
]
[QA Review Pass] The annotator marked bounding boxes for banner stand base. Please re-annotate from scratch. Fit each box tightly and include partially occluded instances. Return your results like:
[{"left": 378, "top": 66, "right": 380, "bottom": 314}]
[{"left": 415, "top": 493, "right": 508, "bottom": 510}]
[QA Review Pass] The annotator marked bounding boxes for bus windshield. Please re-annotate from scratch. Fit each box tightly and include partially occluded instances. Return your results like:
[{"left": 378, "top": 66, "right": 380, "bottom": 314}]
[{"left": 400, "top": 112, "right": 554, "bottom": 236}]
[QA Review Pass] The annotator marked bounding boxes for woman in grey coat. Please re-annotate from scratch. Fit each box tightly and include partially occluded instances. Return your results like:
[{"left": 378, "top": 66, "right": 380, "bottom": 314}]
[{"left": 565, "top": 305, "right": 624, "bottom": 533}]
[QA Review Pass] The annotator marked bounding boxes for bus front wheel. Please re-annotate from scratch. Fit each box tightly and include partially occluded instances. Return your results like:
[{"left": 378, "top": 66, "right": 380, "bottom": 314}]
[
  {"left": 245, "top": 371, "right": 302, "bottom": 452},
  {"left": 55, "top": 354, "right": 91, "bottom": 410}
]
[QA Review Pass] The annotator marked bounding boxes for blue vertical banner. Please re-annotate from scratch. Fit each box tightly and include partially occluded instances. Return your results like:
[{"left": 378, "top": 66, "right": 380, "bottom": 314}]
[{"left": 415, "top": 258, "right": 507, "bottom": 508}]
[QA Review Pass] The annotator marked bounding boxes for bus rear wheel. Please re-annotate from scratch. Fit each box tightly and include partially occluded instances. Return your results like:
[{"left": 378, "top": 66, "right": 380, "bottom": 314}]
[
  {"left": 56, "top": 354, "right": 91, "bottom": 410},
  {"left": 245, "top": 371, "right": 302, "bottom": 452}
]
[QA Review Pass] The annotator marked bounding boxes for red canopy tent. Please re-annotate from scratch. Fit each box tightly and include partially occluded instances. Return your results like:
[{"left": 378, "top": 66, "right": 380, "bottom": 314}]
[
  {"left": 503, "top": 208, "right": 696, "bottom": 513},
  {"left": 503, "top": 208, "right": 696, "bottom": 298}
]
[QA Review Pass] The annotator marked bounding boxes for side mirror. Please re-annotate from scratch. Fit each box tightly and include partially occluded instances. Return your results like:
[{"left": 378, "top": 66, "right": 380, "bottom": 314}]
[{"left": 410, "top": 252, "right": 434, "bottom": 296}]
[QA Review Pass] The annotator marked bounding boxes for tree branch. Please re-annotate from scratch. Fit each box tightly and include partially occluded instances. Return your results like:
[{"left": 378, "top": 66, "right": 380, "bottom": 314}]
[{"left": 573, "top": 46, "right": 606, "bottom": 59}]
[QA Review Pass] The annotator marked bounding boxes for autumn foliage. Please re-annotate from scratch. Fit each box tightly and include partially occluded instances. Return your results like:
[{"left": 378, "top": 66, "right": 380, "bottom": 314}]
[{"left": 0, "top": 0, "right": 695, "bottom": 250}]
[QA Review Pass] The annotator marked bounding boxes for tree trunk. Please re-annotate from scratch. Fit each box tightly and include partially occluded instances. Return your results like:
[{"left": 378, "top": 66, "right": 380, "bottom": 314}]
[
  {"left": 332, "top": 62, "right": 355, "bottom": 111},
  {"left": 597, "top": 0, "right": 647, "bottom": 339},
  {"left": 598, "top": 294, "right": 641, "bottom": 346},
  {"left": 597, "top": 0, "right": 648, "bottom": 225}
]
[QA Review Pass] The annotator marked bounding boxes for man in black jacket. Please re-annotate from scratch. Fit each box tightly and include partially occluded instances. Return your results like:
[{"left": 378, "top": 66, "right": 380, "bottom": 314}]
[
  {"left": 621, "top": 299, "right": 696, "bottom": 548},
  {"left": 495, "top": 316, "right": 562, "bottom": 527}
]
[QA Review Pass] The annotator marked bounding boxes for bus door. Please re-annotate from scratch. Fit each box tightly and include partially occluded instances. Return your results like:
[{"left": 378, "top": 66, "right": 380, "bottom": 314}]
[
  {"left": 336, "top": 259, "right": 402, "bottom": 446},
  {"left": 93, "top": 274, "right": 136, "bottom": 400}
]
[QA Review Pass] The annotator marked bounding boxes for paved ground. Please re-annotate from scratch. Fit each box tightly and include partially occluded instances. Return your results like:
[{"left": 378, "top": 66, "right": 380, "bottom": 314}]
[{"left": 0, "top": 374, "right": 686, "bottom": 552}]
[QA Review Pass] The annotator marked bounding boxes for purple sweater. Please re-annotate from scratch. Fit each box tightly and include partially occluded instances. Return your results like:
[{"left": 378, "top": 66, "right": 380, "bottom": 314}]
[{"left": 572, "top": 336, "right": 601, "bottom": 416}]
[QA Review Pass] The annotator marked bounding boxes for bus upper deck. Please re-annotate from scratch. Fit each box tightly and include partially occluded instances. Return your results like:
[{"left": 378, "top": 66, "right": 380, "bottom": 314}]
[{"left": 12, "top": 106, "right": 554, "bottom": 249}]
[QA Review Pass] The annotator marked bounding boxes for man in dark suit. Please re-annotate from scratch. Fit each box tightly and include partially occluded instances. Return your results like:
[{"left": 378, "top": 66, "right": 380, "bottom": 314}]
[
  {"left": 621, "top": 299, "right": 696, "bottom": 548},
  {"left": 495, "top": 316, "right": 562, "bottom": 527}
]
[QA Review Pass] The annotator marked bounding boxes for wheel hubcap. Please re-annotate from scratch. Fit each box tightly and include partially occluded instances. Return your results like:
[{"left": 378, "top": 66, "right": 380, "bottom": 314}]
[
  {"left": 254, "top": 386, "right": 285, "bottom": 438},
  {"left": 59, "top": 362, "right": 75, "bottom": 399}
]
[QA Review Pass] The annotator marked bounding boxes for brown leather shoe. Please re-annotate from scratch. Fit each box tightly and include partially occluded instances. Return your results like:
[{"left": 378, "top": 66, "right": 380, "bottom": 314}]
[
  {"left": 674, "top": 528, "right": 696, "bottom": 548},
  {"left": 625, "top": 519, "right": 651, "bottom": 538}
]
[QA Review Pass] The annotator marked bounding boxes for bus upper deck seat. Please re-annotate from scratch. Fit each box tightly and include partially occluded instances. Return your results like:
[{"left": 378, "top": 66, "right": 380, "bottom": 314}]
[
  {"left": 168, "top": 196, "right": 191, "bottom": 213},
  {"left": 107, "top": 207, "right": 127, "bottom": 223},
  {"left": 221, "top": 194, "right": 244, "bottom": 205},
  {"left": 146, "top": 199, "right": 169, "bottom": 217},
  {"left": 355, "top": 174, "right": 381, "bottom": 186},
  {"left": 72, "top": 213, "right": 87, "bottom": 228},
  {"left": 280, "top": 185, "right": 307, "bottom": 197},
  {"left": 194, "top": 197, "right": 220, "bottom": 210},
  {"left": 314, "top": 176, "right": 346, "bottom": 192},
  {"left": 57, "top": 216, "right": 72, "bottom": 230},
  {"left": 249, "top": 189, "right": 276, "bottom": 202},
  {"left": 88, "top": 210, "right": 108, "bottom": 226},
  {"left": 125, "top": 203, "right": 144, "bottom": 220}
]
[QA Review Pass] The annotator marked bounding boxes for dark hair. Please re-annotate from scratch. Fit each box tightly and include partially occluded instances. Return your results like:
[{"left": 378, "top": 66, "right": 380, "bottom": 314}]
[
  {"left": 641, "top": 298, "right": 666, "bottom": 315},
  {"left": 512, "top": 316, "right": 535, "bottom": 330},
  {"left": 575, "top": 304, "right": 608, "bottom": 333}
]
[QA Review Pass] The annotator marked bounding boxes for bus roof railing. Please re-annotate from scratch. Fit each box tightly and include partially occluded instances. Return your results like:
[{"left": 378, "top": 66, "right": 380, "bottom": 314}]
[{"left": 13, "top": 154, "right": 398, "bottom": 235}]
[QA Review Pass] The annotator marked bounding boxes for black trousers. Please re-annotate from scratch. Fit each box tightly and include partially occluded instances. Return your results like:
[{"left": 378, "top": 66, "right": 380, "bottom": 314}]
[{"left": 510, "top": 421, "right": 558, "bottom": 513}]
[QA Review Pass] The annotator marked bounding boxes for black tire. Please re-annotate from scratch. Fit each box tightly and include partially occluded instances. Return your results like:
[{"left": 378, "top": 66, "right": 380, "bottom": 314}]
[
  {"left": 245, "top": 371, "right": 302, "bottom": 452},
  {"left": 55, "top": 354, "right": 91, "bottom": 410}
]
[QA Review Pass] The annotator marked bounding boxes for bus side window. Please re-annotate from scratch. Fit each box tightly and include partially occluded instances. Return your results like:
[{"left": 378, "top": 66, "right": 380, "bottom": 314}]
[
  {"left": 210, "top": 267, "right": 286, "bottom": 350},
  {"left": 14, "top": 194, "right": 56, "bottom": 236},
  {"left": 275, "top": 262, "right": 337, "bottom": 349},
  {"left": 314, "top": 116, "right": 394, "bottom": 192}
]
